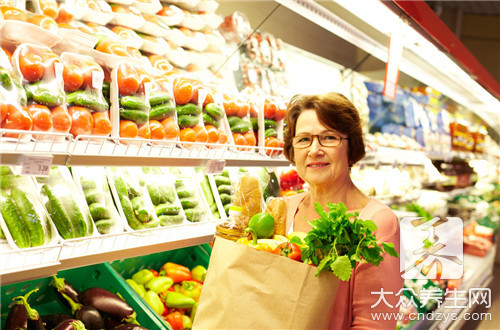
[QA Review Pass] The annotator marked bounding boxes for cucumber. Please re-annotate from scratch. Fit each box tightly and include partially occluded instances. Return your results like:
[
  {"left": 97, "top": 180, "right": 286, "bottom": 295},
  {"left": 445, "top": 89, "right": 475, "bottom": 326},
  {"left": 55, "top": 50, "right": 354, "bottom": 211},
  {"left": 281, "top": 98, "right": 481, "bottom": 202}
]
[
  {"left": 66, "top": 90, "right": 108, "bottom": 112},
  {"left": 180, "top": 198, "right": 198, "bottom": 209},
  {"left": 231, "top": 121, "right": 251, "bottom": 133},
  {"left": 265, "top": 119, "right": 277, "bottom": 129},
  {"left": 80, "top": 179, "right": 97, "bottom": 191},
  {"left": 120, "top": 196, "right": 142, "bottom": 230},
  {"left": 147, "top": 184, "right": 165, "bottom": 205},
  {"left": 177, "top": 189, "right": 194, "bottom": 199},
  {"left": 59, "top": 194, "right": 88, "bottom": 238},
  {"left": 184, "top": 208, "right": 203, "bottom": 222},
  {"left": 84, "top": 189, "right": 105, "bottom": 205},
  {"left": 155, "top": 203, "right": 181, "bottom": 216},
  {"left": 217, "top": 184, "right": 233, "bottom": 195},
  {"left": 114, "top": 177, "right": 140, "bottom": 200},
  {"left": 202, "top": 113, "right": 219, "bottom": 128},
  {"left": 102, "top": 82, "right": 110, "bottom": 99},
  {"left": 224, "top": 203, "right": 231, "bottom": 215},
  {"left": 149, "top": 102, "right": 175, "bottom": 121},
  {"left": 0, "top": 68, "right": 13, "bottom": 90},
  {"left": 120, "top": 95, "right": 148, "bottom": 110},
  {"left": 131, "top": 197, "right": 151, "bottom": 223},
  {"left": 221, "top": 169, "right": 230, "bottom": 178},
  {"left": 174, "top": 180, "right": 184, "bottom": 189},
  {"left": 219, "top": 193, "right": 232, "bottom": 205},
  {"left": 41, "top": 185, "right": 76, "bottom": 239},
  {"left": 25, "top": 83, "right": 64, "bottom": 107},
  {"left": 0, "top": 166, "right": 13, "bottom": 176},
  {"left": 89, "top": 202, "right": 111, "bottom": 221},
  {"left": 250, "top": 117, "right": 258, "bottom": 131},
  {"left": 227, "top": 116, "right": 242, "bottom": 128},
  {"left": 204, "top": 103, "right": 223, "bottom": 120},
  {"left": 0, "top": 190, "right": 31, "bottom": 248},
  {"left": 0, "top": 174, "right": 17, "bottom": 189},
  {"left": 199, "top": 175, "right": 215, "bottom": 208},
  {"left": 177, "top": 103, "right": 202, "bottom": 116},
  {"left": 213, "top": 210, "right": 220, "bottom": 220},
  {"left": 149, "top": 92, "right": 171, "bottom": 106},
  {"left": 11, "top": 188, "right": 45, "bottom": 247},
  {"left": 162, "top": 186, "right": 176, "bottom": 204},
  {"left": 120, "top": 108, "right": 149, "bottom": 124},
  {"left": 178, "top": 114, "right": 199, "bottom": 129},
  {"left": 265, "top": 128, "right": 278, "bottom": 138},
  {"left": 214, "top": 175, "right": 231, "bottom": 186},
  {"left": 95, "top": 218, "right": 114, "bottom": 234},
  {"left": 159, "top": 214, "right": 184, "bottom": 226}
]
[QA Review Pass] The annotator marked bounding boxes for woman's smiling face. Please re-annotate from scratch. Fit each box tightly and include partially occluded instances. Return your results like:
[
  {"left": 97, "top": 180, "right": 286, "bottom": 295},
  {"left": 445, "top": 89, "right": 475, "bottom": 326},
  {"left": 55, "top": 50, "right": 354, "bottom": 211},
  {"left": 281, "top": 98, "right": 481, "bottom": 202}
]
[{"left": 293, "top": 110, "right": 350, "bottom": 188}]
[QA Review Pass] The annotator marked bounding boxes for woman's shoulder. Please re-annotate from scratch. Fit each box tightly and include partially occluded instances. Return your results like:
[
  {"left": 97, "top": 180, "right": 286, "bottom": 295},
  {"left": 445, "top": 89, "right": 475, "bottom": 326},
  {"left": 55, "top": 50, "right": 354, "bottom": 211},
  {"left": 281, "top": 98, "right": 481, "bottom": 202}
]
[{"left": 360, "top": 198, "right": 399, "bottom": 239}]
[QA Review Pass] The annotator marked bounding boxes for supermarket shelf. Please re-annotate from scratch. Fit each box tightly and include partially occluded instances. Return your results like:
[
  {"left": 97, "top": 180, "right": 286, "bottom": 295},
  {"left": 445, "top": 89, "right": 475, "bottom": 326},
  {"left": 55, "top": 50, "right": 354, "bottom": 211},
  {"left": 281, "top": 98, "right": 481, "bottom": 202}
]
[
  {"left": 0, "top": 130, "right": 290, "bottom": 167},
  {"left": 361, "top": 147, "right": 428, "bottom": 166},
  {"left": 0, "top": 220, "right": 217, "bottom": 285},
  {"left": 426, "top": 150, "right": 491, "bottom": 162}
]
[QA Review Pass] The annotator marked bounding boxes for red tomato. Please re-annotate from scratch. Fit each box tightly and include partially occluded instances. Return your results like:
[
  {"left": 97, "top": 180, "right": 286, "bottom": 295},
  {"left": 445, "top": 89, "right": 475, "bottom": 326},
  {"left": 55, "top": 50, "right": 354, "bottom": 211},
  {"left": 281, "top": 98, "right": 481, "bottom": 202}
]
[
  {"left": 63, "top": 63, "right": 84, "bottom": 92},
  {"left": 27, "top": 104, "right": 53, "bottom": 131},
  {"left": 265, "top": 136, "right": 279, "bottom": 156},
  {"left": 236, "top": 101, "right": 250, "bottom": 118},
  {"left": 173, "top": 78, "right": 194, "bottom": 105},
  {"left": 264, "top": 99, "right": 277, "bottom": 120},
  {"left": 274, "top": 105, "right": 286, "bottom": 122},
  {"left": 117, "top": 65, "right": 139, "bottom": 96},
  {"left": 223, "top": 99, "right": 238, "bottom": 116},
  {"left": 136, "top": 69, "right": 154, "bottom": 95},
  {"left": 19, "top": 53, "right": 44, "bottom": 83},
  {"left": 2, "top": 105, "right": 33, "bottom": 136},
  {"left": 68, "top": 106, "right": 93, "bottom": 137}
]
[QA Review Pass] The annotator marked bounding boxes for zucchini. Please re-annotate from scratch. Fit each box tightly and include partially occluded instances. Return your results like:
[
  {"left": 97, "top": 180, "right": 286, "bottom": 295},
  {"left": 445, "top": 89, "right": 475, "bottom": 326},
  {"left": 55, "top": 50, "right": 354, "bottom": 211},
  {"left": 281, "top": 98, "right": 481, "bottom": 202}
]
[
  {"left": 149, "top": 102, "right": 175, "bottom": 121},
  {"left": 159, "top": 214, "right": 184, "bottom": 226},
  {"left": 177, "top": 103, "right": 201, "bottom": 116},
  {"left": 177, "top": 189, "right": 194, "bottom": 199},
  {"left": 202, "top": 113, "right": 219, "bottom": 128},
  {"left": 204, "top": 103, "right": 223, "bottom": 120},
  {"left": 155, "top": 203, "right": 181, "bottom": 216},
  {"left": 180, "top": 198, "right": 198, "bottom": 209},
  {"left": 219, "top": 193, "right": 232, "bottom": 205},
  {"left": 89, "top": 202, "right": 111, "bottom": 221},
  {"left": 120, "top": 108, "right": 149, "bottom": 125},
  {"left": 214, "top": 175, "right": 231, "bottom": 186},
  {"left": 120, "top": 95, "right": 148, "bottom": 110},
  {"left": 178, "top": 114, "right": 199, "bottom": 129},
  {"left": 149, "top": 92, "right": 171, "bottom": 106},
  {"left": 0, "top": 190, "right": 31, "bottom": 248},
  {"left": 41, "top": 185, "right": 76, "bottom": 240},
  {"left": 11, "top": 188, "right": 45, "bottom": 247}
]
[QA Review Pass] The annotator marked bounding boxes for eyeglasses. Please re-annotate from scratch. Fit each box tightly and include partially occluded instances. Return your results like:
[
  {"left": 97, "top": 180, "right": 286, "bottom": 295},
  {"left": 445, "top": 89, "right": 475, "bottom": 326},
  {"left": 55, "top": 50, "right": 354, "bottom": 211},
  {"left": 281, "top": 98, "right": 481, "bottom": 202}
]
[{"left": 292, "top": 133, "right": 349, "bottom": 148}]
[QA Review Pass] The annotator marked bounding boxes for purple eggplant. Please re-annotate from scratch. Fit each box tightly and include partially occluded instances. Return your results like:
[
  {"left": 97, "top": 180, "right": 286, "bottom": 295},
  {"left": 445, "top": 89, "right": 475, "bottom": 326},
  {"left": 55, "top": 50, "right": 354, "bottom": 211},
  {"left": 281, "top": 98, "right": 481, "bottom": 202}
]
[
  {"left": 5, "top": 302, "right": 28, "bottom": 330},
  {"left": 59, "top": 292, "right": 104, "bottom": 330},
  {"left": 53, "top": 319, "right": 86, "bottom": 330},
  {"left": 112, "top": 324, "right": 150, "bottom": 330},
  {"left": 10, "top": 289, "right": 44, "bottom": 330},
  {"left": 80, "top": 287, "right": 139, "bottom": 324},
  {"left": 52, "top": 276, "right": 82, "bottom": 309},
  {"left": 103, "top": 316, "right": 122, "bottom": 329},
  {"left": 40, "top": 314, "right": 73, "bottom": 329}
]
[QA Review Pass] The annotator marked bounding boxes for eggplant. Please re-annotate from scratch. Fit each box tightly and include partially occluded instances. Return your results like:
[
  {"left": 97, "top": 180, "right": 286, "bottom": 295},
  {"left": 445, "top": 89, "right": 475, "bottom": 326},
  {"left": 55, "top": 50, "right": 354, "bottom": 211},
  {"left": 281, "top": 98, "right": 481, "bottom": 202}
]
[
  {"left": 53, "top": 319, "right": 86, "bottom": 330},
  {"left": 80, "top": 287, "right": 139, "bottom": 324},
  {"left": 59, "top": 292, "right": 104, "bottom": 330},
  {"left": 103, "top": 316, "right": 122, "bottom": 329},
  {"left": 112, "top": 324, "right": 150, "bottom": 330},
  {"left": 40, "top": 314, "right": 73, "bottom": 329},
  {"left": 52, "top": 276, "right": 82, "bottom": 309},
  {"left": 5, "top": 303, "right": 28, "bottom": 330},
  {"left": 11, "top": 289, "right": 44, "bottom": 330}
]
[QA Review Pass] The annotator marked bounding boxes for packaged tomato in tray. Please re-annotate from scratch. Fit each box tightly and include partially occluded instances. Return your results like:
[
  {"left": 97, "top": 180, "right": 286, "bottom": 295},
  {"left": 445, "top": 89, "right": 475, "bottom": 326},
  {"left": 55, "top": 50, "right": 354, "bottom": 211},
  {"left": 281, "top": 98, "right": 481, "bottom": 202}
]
[
  {"left": 258, "top": 94, "right": 285, "bottom": 157},
  {"left": 110, "top": 61, "right": 151, "bottom": 144},
  {"left": 61, "top": 52, "right": 111, "bottom": 138},
  {"left": 223, "top": 90, "right": 255, "bottom": 152},
  {"left": 109, "top": 4, "right": 146, "bottom": 30},
  {"left": 147, "top": 72, "right": 179, "bottom": 143},
  {"left": 0, "top": 48, "right": 32, "bottom": 141},
  {"left": 0, "top": 166, "right": 59, "bottom": 250},
  {"left": 11, "top": 43, "right": 71, "bottom": 141}
]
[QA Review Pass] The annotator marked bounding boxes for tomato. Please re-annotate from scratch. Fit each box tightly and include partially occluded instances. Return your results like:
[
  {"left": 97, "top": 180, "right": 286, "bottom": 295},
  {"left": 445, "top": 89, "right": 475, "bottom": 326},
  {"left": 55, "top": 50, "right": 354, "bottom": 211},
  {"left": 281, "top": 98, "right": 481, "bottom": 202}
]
[
  {"left": 193, "top": 125, "right": 208, "bottom": 143},
  {"left": 55, "top": 4, "right": 74, "bottom": 23},
  {"left": 2, "top": 105, "right": 33, "bottom": 134},
  {"left": 264, "top": 136, "right": 279, "bottom": 156},
  {"left": 173, "top": 78, "right": 194, "bottom": 105},
  {"left": 280, "top": 168, "right": 299, "bottom": 183},
  {"left": 273, "top": 242, "right": 301, "bottom": 261},
  {"left": 236, "top": 101, "right": 250, "bottom": 118},
  {"left": 117, "top": 65, "right": 139, "bottom": 96},
  {"left": 63, "top": 63, "right": 84, "bottom": 92},
  {"left": 264, "top": 99, "right": 277, "bottom": 120},
  {"left": 232, "top": 133, "right": 246, "bottom": 151},
  {"left": 27, "top": 104, "right": 53, "bottom": 131},
  {"left": 249, "top": 102, "right": 258, "bottom": 118},
  {"left": 136, "top": 69, "right": 154, "bottom": 95},
  {"left": 161, "top": 117, "right": 180, "bottom": 139},
  {"left": 137, "top": 123, "right": 151, "bottom": 139},
  {"left": 223, "top": 98, "right": 238, "bottom": 117},
  {"left": 39, "top": 0, "right": 58, "bottom": 19},
  {"left": 92, "top": 112, "right": 111, "bottom": 136},
  {"left": 149, "top": 55, "right": 173, "bottom": 74},
  {"left": 0, "top": 103, "right": 9, "bottom": 123},
  {"left": 28, "top": 14, "right": 58, "bottom": 34},
  {"left": 80, "top": 61, "right": 102, "bottom": 90},
  {"left": 68, "top": 106, "right": 93, "bottom": 137},
  {"left": 205, "top": 125, "right": 220, "bottom": 144},
  {"left": 243, "top": 131, "right": 256, "bottom": 147},
  {"left": 179, "top": 127, "right": 196, "bottom": 148},
  {"left": 1, "top": 6, "right": 27, "bottom": 21},
  {"left": 149, "top": 120, "right": 166, "bottom": 140},
  {"left": 51, "top": 106, "right": 72, "bottom": 132},
  {"left": 95, "top": 39, "right": 128, "bottom": 57},
  {"left": 120, "top": 120, "right": 138, "bottom": 140},
  {"left": 19, "top": 53, "right": 44, "bottom": 83}
]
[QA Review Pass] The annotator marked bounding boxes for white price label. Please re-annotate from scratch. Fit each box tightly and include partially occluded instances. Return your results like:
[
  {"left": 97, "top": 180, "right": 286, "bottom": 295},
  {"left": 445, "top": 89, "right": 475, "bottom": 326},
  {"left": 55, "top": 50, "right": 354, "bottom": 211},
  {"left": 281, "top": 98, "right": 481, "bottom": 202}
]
[
  {"left": 204, "top": 159, "right": 226, "bottom": 175},
  {"left": 21, "top": 155, "right": 53, "bottom": 177},
  {"left": 92, "top": 70, "right": 104, "bottom": 90}
]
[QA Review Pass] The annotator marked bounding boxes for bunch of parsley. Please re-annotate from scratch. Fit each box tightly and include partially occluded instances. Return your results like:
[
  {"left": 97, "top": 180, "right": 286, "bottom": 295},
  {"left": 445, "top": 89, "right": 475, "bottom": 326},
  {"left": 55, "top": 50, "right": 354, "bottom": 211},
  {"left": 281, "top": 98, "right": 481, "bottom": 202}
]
[{"left": 292, "top": 202, "right": 399, "bottom": 281}]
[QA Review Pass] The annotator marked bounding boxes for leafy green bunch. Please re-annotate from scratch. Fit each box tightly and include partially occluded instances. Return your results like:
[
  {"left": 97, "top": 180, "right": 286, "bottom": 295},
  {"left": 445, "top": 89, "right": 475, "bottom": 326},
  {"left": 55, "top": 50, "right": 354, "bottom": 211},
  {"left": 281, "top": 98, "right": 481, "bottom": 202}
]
[{"left": 295, "top": 202, "right": 399, "bottom": 281}]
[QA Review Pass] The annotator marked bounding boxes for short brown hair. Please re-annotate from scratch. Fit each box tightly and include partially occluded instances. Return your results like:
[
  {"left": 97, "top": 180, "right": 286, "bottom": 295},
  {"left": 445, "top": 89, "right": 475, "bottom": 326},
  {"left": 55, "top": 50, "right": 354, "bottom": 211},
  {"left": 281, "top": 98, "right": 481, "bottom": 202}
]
[{"left": 283, "top": 92, "right": 365, "bottom": 166}]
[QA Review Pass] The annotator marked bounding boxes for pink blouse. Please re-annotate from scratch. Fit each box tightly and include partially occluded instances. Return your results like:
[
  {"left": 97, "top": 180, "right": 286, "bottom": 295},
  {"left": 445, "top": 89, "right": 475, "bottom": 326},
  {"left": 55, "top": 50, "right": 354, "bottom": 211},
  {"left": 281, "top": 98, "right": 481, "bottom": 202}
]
[{"left": 285, "top": 193, "right": 403, "bottom": 329}]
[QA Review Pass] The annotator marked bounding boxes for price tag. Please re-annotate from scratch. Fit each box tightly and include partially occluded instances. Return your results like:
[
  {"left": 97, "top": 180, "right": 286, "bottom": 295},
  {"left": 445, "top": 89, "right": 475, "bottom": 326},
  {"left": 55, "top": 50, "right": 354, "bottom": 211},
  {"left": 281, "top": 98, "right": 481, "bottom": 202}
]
[
  {"left": 204, "top": 159, "right": 226, "bottom": 175},
  {"left": 21, "top": 155, "right": 53, "bottom": 177},
  {"left": 92, "top": 70, "right": 104, "bottom": 90}
]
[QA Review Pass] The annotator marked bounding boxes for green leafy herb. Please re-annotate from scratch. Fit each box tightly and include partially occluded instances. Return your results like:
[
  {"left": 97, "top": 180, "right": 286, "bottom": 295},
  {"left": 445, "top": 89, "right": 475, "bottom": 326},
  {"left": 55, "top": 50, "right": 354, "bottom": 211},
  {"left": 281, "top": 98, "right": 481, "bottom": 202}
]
[{"left": 301, "top": 202, "right": 399, "bottom": 281}]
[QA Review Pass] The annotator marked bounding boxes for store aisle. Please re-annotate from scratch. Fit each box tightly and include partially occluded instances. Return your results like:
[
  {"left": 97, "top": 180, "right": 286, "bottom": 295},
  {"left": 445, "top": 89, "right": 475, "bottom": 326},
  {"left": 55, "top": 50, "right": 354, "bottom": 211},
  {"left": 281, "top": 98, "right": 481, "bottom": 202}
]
[{"left": 462, "top": 263, "right": 500, "bottom": 329}]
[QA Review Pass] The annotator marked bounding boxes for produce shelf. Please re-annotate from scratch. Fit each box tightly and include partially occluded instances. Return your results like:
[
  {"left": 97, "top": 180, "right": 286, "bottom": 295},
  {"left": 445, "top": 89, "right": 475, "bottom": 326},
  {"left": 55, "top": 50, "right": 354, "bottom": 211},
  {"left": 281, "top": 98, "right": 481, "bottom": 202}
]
[
  {"left": 0, "top": 219, "right": 217, "bottom": 285},
  {"left": 362, "top": 146, "right": 428, "bottom": 166}
]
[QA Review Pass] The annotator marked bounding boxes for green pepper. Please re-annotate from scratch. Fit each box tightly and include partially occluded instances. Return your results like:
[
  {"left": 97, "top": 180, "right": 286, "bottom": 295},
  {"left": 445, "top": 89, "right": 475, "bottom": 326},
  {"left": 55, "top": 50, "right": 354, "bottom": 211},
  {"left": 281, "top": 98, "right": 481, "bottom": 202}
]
[
  {"left": 164, "top": 291, "right": 196, "bottom": 309},
  {"left": 179, "top": 280, "right": 202, "bottom": 302},
  {"left": 190, "top": 265, "right": 207, "bottom": 283},
  {"left": 143, "top": 291, "right": 164, "bottom": 315},
  {"left": 182, "top": 315, "right": 193, "bottom": 330},
  {"left": 131, "top": 269, "right": 155, "bottom": 285},
  {"left": 126, "top": 279, "right": 147, "bottom": 298},
  {"left": 145, "top": 276, "right": 173, "bottom": 294},
  {"left": 245, "top": 212, "right": 275, "bottom": 244}
]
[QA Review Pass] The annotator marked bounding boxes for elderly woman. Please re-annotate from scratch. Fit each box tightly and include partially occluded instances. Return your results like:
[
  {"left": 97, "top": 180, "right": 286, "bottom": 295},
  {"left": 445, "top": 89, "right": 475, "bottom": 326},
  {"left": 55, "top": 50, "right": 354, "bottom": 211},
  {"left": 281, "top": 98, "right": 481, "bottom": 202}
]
[{"left": 283, "top": 92, "right": 403, "bottom": 329}]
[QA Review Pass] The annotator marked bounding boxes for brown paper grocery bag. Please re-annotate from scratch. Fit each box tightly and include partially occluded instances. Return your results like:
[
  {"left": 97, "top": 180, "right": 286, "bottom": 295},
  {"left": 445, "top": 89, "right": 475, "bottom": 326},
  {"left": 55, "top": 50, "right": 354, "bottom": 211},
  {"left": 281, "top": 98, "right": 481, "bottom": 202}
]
[{"left": 193, "top": 238, "right": 340, "bottom": 329}]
